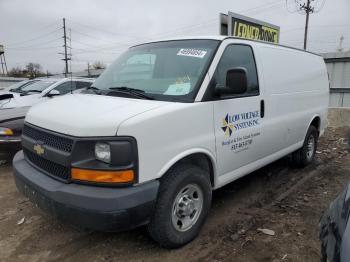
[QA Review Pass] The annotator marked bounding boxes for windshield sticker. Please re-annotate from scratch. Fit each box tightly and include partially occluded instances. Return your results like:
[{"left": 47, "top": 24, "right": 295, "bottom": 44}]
[
  {"left": 164, "top": 83, "right": 191, "bottom": 96},
  {"left": 177, "top": 49, "right": 207, "bottom": 58}
]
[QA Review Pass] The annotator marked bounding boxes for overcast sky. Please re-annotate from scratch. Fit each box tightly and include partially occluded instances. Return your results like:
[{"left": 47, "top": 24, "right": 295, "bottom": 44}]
[{"left": 0, "top": 0, "right": 349, "bottom": 74}]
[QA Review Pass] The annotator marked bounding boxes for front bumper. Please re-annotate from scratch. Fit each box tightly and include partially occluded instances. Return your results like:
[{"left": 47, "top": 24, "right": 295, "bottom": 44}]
[{"left": 13, "top": 151, "right": 159, "bottom": 231}]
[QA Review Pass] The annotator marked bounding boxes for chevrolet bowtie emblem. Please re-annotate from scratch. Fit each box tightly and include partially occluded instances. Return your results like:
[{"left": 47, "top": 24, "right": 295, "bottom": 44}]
[{"left": 33, "top": 144, "right": 44, "bottom": 155}]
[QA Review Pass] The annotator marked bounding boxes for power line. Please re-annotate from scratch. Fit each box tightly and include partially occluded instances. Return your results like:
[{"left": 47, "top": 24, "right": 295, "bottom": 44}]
[
  {"left": 71, "top": 3, "right": 287, "bottom": 54},
  {"left": 72, "top": 19, "right": 218, "bottom": 54},
  {"left": 281, "top": 24, "right": 350, "bottom": 35},
  {"left": 6, "top": 37, "right": 62, "bottom": 49},
  {"left": 68, "top": 2, "right": 286, "bottom": 54},
  {"left": 64, "top": 2, "right": 286, "bottom": 55},
  {"left": 70, "top": 39, "right": 103, "bottom": 48},
  {"left": 245, "top": 3, "right": 286, "bottom": 16},
  {"left": 70, "top": 28, "right": 108, "bottom": 41},
  {"left": 5, "top": 46, "right": 62, "bottom": 51},
  {"left": 72, "top": 47, "right": 122, "bottom": 54},
  {"left": 4, "top": 20, "right": 60, "bottom": 45},
  {"left": 241, "top": 0, "right": 284, "bottom": 13},
  {"left": 6, "top": 28, "right": 61, "bottom": 47},
  {"left": 69, "top": 19, "right": 140, "bottom": 40}
]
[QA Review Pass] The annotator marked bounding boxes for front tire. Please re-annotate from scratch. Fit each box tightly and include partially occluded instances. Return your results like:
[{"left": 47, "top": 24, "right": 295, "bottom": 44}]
[
  {"left": 148, "top": 164, "right": 212, "bottom": 249},
  {"left": 292, "top": 125, "right": 318, "bottom": 167}
]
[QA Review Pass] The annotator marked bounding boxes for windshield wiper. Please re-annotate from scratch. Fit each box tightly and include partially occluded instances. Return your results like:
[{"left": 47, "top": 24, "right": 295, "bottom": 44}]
[
  {"left": 9, "top": 88, "right": 22, "bottom": 93},
  {"left": 108, "top": 86, "right": 154, "bottom": 100},
  {"left": 23, "top": 90, "right": 42, "bottom": 93},
  {"left": 85, "top": 86, "right": 102, "bottom": 94}
]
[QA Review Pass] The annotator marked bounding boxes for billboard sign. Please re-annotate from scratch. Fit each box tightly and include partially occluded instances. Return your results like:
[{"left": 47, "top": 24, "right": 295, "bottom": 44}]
[{"left": 220, "top": 12, "right": 280, "bottom": 44}]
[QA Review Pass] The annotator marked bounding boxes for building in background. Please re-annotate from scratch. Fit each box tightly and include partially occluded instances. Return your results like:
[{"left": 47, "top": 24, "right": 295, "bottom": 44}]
[{"left": 322, "top": 51, "right": 350, "bottom": 108}]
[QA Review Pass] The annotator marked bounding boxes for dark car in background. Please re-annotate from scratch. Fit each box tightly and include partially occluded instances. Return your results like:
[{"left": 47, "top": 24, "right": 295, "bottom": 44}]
[
  {"left": 320, "top": 183, "right": 350, "bottom": 262},
  {"left": 0, "top": 107, "right": 28, "bottom": 161}
]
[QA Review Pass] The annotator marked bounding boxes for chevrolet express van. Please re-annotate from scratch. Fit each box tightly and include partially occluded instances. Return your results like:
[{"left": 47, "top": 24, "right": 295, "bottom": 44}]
[{"left": 13, "top": 36, "right": 329, "bottom": 248}]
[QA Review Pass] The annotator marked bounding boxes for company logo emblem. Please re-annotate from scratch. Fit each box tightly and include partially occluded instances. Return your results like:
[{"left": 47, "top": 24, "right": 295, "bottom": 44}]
[
  {"left": 221, "top": 114, "right": 235, "bottom": 137},
  {"left": 33, "top": 143, "right": 44, "bottom": 155},
  {"left": 221, "top": 111, "right": 260, "bottom": 137}
]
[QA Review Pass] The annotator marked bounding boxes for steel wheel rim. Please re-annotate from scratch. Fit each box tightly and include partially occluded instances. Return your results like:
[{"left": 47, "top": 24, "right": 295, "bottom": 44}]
[
  {"left": 306, "top": 135, "right": 315, "bottom": 161},
  {"left": 172, "top": 184, "right": 203, "bottom": 232}
]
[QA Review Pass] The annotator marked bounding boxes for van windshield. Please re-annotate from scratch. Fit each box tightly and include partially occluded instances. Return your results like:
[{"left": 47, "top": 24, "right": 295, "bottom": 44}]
[{"left": 92, "top": 40, "right": 219, "bottom": 102}]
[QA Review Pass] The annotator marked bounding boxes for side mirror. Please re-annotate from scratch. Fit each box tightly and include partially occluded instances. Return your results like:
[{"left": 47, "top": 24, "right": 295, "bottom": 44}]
[
  {"left": 216, "top": 67, "right": 248, "bottom": 96},
  {"left": 47, "top": 90, "right": 60, "bottom": 97}
]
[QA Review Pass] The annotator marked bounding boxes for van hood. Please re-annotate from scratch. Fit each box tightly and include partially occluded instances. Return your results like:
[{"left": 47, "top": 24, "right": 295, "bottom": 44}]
[{"left": 25, "top": 94, "right": 171, "bottom": 136}]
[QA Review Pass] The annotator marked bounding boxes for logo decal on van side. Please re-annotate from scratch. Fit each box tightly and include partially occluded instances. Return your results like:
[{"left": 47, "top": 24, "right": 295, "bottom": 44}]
[
  {"left": 221, "top": 110, "right": 260, "bottom": 137},
  {"left": 221, "top": 114, "right": 235, "bottom": 137}
]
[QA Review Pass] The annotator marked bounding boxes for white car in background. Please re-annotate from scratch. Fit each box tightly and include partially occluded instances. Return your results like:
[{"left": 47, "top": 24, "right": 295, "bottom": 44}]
[
  {"left": 0, "top": 79, "right": 40, "bottom": 93},
  {"left": 0, "top": 78, "right": 94, "bottom": 109}
]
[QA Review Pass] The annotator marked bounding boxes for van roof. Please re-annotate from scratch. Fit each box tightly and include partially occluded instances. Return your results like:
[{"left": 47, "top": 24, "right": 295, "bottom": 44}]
[{"left": 133, "top": 35, "right": 321, "bottom": 57}]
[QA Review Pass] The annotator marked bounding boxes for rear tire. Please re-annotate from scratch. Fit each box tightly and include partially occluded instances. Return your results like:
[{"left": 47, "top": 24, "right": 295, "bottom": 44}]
[
  {"left": 292, "top": 125, "right": 318, "bottom": 167},
  {"left": 148, "top": 164, "right": 212, "bottom": 249}
]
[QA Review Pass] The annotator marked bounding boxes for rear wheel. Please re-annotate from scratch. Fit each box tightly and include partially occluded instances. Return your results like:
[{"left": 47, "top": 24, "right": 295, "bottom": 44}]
[
  {"left": 292, "top": 125, "right": 318, "bottom": 167},
  {"left": 148, "top": 164, "right": 212, "bottom": 249}
]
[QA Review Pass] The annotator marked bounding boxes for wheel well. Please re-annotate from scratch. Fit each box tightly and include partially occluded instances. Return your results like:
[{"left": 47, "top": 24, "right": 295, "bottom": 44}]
[
  {"left": 310, "top": 116, "right": 321, "bottom": 134},
  {"left": 173, "top": 153, "right": 215, "bottom": 188}
]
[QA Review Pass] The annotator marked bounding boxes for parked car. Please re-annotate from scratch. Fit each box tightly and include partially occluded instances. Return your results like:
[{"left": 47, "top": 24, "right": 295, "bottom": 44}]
[
  {"left": 12, "top": 36, "right": 329, "bottom": 248},
  {"left": 320, "top": 183, "right": 350, "bottom": 262},
  {"left": 0, "top": 78, "right": 94, "bottom": 109},
  {"left": 0, "top": 79, "right": 40, "bottom": 93},
  {"left": 0, "top": 106, "right": 29, "bottom": 161}
]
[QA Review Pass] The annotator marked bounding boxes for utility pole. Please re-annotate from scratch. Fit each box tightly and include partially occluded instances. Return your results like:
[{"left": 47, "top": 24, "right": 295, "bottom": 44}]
[
  {"left": 303, "top": 0, "right": 311, "bottom": 50},
  {"left": 290, "top": 0, "right": 325, "bottom": 50},
  {"left": 297, "top": 0, "right": 315, "bottom": 50},
  {"left": 87, "top": 62, "right": 91, "bottom": 77},
  {"left": 62, "top": 18, "right": 69, "bottom": 77}
]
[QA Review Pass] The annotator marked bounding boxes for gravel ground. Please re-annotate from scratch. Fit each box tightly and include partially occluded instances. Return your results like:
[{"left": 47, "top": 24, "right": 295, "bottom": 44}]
[{"left": 0, "top": 127, "right": 349, "bottom": 262}]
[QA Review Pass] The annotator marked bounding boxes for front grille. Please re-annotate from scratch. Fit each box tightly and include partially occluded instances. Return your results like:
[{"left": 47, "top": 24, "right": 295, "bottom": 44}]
[
  {"left": 22, "top": 124, "right": 73, "bottom": 152},
  {"left": 23, "top": 149, "right": 69, "bottom": 180}
]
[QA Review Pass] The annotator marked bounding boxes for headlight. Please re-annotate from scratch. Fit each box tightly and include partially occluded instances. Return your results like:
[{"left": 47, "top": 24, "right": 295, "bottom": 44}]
[
  {"left": 0, "top": 127, "right": 13, "bottom": 136},
  {"left": 94, "top": 142, "right": 111, "bottom": 163}
]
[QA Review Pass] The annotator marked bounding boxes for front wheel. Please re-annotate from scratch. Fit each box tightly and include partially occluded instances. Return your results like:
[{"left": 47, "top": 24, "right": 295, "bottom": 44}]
[
  {"left": 148, "top": 164, "right": 212, "bottom": 249},
  {"left": 292, "top": 125, "right": 318, "bottom": 167}
]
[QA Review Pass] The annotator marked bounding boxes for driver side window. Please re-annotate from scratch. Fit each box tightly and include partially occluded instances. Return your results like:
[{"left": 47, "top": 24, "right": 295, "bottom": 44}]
[{"left": 213, "top": 44, "right": 259, "bottom": 97}]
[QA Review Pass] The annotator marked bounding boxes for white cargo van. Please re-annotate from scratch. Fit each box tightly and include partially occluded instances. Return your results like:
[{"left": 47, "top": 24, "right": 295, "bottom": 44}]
[{"left": 13, "top": 36, "right": 329, "bottom": 248}]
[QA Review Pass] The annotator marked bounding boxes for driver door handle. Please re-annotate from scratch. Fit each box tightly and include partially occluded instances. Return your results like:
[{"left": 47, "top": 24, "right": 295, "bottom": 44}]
[{"left": 260, "top": 100, "right": 265, "bottom": 118}]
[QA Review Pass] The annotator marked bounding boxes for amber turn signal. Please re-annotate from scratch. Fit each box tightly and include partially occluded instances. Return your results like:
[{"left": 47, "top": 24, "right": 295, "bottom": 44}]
[
  {"left": 71, "top": 168, "right": 134, "bottom": 183},
  {"left": 0, "top": 127, "right": 13, "bottom": 136}
]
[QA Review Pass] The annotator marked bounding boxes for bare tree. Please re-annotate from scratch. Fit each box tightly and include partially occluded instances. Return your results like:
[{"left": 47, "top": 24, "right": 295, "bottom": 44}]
[
  {"left": 25, "top": 62, "right": 42, "bottom": 78},
  {"left": 92, "top": 61, "right": 106, "bottom": 70},
  {"left": 8, "top": 67, "right": 24, "bottom": 77}
]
